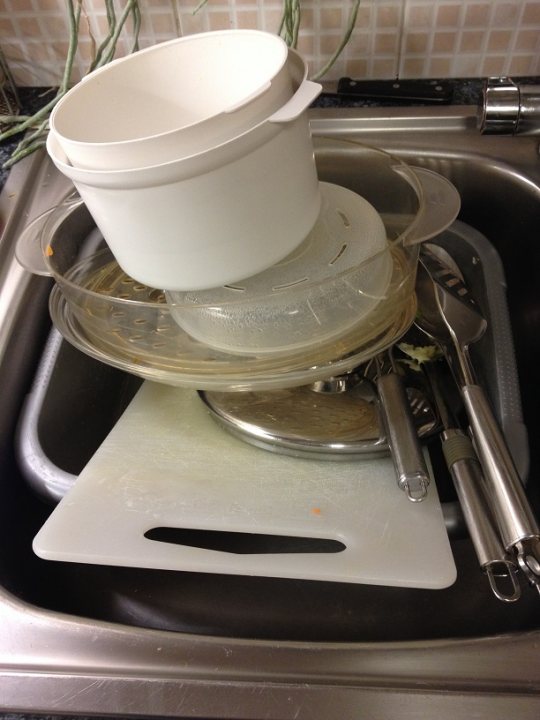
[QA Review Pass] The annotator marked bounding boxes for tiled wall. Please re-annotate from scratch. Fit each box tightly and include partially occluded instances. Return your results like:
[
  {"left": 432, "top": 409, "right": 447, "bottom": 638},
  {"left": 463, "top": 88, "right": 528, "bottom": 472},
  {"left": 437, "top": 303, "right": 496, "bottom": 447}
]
[{"left": 1, "top": 0, "right": 540, "bottom": 86}]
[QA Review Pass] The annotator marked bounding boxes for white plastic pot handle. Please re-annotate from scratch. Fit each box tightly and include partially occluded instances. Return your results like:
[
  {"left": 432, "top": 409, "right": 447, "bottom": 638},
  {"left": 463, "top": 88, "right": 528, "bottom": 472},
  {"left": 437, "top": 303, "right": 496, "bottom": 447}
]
[
  {"left": 395, "top": 166, "right": 461, "bottom": 245},
  {"left": 268, "top": 80, "right": 322, "bottom": 123}
]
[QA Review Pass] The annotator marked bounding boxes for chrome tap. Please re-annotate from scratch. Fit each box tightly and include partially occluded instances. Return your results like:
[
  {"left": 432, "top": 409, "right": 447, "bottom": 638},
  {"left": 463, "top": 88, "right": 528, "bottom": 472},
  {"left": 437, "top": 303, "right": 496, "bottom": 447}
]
[{"left": 480, "top": 77, "right": 540, "bottom": 135}]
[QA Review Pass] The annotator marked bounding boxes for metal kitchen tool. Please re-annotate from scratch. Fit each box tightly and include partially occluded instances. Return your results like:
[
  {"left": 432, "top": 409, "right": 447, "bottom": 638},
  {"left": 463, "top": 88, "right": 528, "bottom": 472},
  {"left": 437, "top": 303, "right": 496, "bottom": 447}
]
[
  {"left": 375, "top": 350, "right": 430, "bottom": 502},
  {"left": 416, "top": 248, "right": 540, "bottom": 593},
  {"left": 423, "top": 359, "right": 521, "bottom": 602},
  {"left": 32, "top": 381, "right": 456, "bottom": 589},
  {"left": 200, "top": 368, "right": 438, "bottom": 460}
]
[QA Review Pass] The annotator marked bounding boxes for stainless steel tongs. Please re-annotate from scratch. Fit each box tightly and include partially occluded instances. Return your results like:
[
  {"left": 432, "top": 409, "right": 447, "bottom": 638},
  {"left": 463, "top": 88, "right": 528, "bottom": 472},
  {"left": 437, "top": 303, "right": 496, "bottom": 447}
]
[
  {"left": 422, "top": 358, "right": 521, "bottom": 602},
  {"left": 416, "top": 247, "right": 540, "bottom": 596}
]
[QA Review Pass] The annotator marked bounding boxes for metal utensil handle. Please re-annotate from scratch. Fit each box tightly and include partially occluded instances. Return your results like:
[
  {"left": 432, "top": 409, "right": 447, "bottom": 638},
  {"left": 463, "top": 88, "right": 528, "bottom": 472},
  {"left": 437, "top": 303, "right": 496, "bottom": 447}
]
[
  {"left": 441, "top": 428, "right": 521, "bottom": 602},
  {"left": 462, "top": 383, "right": 540, "bottom": 549},
  {"left": 422, "top": 359, "right": 520, "bottom": 601},
  {"left": 377, "top": 372, "right": 430, "bottom": 502},
  {"left": 442, "top": 429, "right": 505, "bottom": 564}
]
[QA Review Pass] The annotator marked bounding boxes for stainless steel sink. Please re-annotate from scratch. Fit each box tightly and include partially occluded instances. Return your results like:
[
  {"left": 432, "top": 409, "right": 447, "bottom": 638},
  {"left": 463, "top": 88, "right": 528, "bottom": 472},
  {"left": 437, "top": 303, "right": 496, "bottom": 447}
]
[{"left": 1, "top": 106, "right": 540, "bottom": 717}]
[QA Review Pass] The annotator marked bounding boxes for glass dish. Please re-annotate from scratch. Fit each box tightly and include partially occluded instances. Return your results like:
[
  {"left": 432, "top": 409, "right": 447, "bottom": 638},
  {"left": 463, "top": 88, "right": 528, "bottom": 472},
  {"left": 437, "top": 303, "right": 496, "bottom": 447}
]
[{"left": 18, "top": 140, "right": 461, "bottom": 390}]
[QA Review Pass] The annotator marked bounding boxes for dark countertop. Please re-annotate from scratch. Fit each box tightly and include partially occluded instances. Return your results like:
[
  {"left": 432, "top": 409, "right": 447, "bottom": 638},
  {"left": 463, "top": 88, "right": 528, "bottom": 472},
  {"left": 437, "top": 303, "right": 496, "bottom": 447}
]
[{"left": 316, "top": 76, "right": 485, "bottom": 106}]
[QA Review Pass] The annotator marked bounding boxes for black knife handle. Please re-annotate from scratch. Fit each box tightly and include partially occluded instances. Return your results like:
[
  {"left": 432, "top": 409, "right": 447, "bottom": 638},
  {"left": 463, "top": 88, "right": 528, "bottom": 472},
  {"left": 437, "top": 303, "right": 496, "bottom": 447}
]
[{"left": 337, "top": 78, "right": 454, "bottom": 103}]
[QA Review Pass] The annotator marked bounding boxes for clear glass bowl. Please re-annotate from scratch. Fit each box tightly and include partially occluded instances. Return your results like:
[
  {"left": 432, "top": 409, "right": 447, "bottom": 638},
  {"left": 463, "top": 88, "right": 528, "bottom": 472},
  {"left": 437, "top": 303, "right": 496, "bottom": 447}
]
[{"left": 21, "top": 140, "right": 460, "bottom": 391}]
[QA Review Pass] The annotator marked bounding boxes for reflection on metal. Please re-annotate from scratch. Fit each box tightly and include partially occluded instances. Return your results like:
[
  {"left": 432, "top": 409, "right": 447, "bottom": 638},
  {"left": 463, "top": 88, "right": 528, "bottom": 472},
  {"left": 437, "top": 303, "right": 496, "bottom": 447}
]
[{"left": 480, "top": 77, "right": 540, "bottom": 135}]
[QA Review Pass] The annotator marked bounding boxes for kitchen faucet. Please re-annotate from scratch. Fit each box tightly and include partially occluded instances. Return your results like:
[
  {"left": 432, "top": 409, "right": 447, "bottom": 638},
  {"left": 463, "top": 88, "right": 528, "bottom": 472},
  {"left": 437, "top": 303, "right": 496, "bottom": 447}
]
[{"left": 480, "top": 76, "right": 540, "bottom": 135}]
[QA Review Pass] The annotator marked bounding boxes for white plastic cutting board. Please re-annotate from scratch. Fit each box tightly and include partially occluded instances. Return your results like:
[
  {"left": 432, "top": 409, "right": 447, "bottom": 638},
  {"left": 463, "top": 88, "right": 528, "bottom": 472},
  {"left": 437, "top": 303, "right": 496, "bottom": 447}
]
[{"left": 33, "top": 382, "right": 456, "bottom": 588}]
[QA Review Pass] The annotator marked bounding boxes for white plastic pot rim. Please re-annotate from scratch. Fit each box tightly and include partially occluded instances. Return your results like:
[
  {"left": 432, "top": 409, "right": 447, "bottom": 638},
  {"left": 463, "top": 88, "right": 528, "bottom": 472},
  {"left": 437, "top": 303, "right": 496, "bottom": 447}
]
[{"left": 46, "top": 82, "right": 320, "bottom": 189}]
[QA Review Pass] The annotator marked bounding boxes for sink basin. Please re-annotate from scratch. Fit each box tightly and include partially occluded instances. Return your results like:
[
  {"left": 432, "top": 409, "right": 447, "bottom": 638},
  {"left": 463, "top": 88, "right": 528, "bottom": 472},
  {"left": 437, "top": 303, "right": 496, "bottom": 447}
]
[{"left": 1, "top": 106, "right": 540, "bottom": 716}]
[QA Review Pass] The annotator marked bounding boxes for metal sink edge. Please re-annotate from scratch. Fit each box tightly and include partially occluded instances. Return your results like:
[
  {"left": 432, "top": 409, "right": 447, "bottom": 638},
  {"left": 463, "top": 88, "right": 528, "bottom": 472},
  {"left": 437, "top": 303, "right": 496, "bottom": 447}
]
[{"left": 2, "top": 583, "right": 540, "bottom": 710}]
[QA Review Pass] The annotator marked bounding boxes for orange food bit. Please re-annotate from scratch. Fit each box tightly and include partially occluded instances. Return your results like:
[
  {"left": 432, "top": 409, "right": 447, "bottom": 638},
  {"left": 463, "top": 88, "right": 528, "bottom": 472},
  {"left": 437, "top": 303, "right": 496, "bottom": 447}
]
[{"left": 45, "top": 245, "right": 54, "bottom": 257}]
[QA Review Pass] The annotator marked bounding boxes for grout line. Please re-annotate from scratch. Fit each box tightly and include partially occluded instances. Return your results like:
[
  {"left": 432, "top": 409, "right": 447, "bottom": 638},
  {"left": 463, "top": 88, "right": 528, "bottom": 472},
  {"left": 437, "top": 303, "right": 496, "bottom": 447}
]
[
  {"left": 366, "top": 0, "right": 374, "bottom": 79},
  {"left": 504, "top": 0, "right": 525, "bottom": 76},
  {"left": 226, "top": 0, "right": 236, "bottom": 28},
  {"left": 312, "top": 0, "right": 321, "bottom": 77},
  {"left": 169, "top": 0, "right": 182, "bottom": 37},
  {"left": 477, "top": 0, "right": 494, "bottom": 74},
  {"left": 395, "top": 0, "right": 406, "bottom": 79},
  {"left": 423, "top": 1, "right": 436, "bottom": 78},
  {"left": 450, "top": 0, "right": 467, "bottom": 78}
]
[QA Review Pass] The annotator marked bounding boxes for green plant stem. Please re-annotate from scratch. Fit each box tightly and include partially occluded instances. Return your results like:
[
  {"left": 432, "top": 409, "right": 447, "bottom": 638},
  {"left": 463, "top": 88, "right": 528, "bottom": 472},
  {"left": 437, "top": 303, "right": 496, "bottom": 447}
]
[
  {"left": 130, "top": 1, "right": 141, "bottom": 52},
  {"left": 0, "top": 0, "right": 141, "bottom": 168},
  {"left": 89, "top": 0, "right": 116, "bottom": 71},
  {"left": 15, "top": 118, "right": 48, "bottom": 148},
  {"left": 3, "top": 138, "right": 46, "bottom": 168},
  {"left": 0, "top": 115, "right": 32, "bottom": 124},
  {"left": 193, "top": 0, "right": 208, "bottom": 15},
  {"left": 291, "top": 0, "right": 301, "bottom": 48},
  {"left": 312, "top": 0, "right": 361, "bottom": 80},
  {"left": 1, "top": 0, "right": 359, "bottom": 168},
  {"left": 279, "top": 0, "right": 299, "bottom": 46},
  {"left": 58, "top": 0, "right": 81, "bottom": 94},
  {"left": 97, "top": 0, "right": 138, "bottom": 67},
  {"left": 0, "top": 96, "right": 55, "bottom": 143},
  {"left": 0, "top": 0, "right": 81, "bottom": 157}
]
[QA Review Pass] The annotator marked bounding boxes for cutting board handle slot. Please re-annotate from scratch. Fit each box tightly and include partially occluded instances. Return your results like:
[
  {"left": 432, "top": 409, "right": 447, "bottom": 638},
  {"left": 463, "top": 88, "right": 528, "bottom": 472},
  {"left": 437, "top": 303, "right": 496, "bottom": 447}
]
[{"left": 144, "top": 527, "right": 346, "bottom": 555}]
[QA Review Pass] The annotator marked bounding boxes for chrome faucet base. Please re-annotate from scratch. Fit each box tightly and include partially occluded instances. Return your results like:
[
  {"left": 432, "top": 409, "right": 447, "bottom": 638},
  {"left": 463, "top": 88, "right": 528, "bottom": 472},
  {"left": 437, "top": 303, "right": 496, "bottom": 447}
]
[{"left": 480, "top": 77, "right": 540, "bottom": 135}]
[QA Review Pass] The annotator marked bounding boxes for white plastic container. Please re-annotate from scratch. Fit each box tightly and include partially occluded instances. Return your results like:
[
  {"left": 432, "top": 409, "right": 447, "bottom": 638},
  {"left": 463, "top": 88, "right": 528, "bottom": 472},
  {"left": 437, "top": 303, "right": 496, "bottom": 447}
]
[
  {"left": 166, "top": 182, "right": 393, "bottom": 355},
  {"left": 46, "top": 56, "right": 322, "bottom": 291},
  {"left": 50, "top": 30, "right": 294, "bottom": 170}
]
